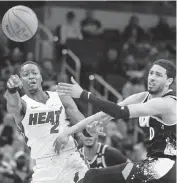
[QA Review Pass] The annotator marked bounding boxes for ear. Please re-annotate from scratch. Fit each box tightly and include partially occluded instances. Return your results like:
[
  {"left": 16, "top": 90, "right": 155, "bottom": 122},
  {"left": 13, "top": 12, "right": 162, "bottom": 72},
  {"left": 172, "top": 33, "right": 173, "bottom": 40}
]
[
  {"left": 40, "top": 75, "right": 43, "bottom": 82},
  {"left": 167, "top": 78, "right": 173, "bottom": 87}
]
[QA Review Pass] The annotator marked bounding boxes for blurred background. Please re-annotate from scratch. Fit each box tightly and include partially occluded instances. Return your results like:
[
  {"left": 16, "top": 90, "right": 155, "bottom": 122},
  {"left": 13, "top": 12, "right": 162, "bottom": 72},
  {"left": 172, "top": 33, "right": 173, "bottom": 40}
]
[{"left": 0, "top": 1, "right": 176, "bottom": 182}]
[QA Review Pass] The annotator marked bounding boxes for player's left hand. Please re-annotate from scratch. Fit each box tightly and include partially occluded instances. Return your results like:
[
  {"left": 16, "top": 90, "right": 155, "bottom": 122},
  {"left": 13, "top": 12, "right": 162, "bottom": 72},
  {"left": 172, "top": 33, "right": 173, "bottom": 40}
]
[
  {"left": 86, "top": 114, "right": 113, "bottom": 136},
  {"left": 53, "top": 131, "right": 69, "bottom": 154},
  {"left": 57, "top": 77, "right": 83, "bottom": 98},
  {"left": 86, "top": 121, "right": 106, "bottom": 137}
]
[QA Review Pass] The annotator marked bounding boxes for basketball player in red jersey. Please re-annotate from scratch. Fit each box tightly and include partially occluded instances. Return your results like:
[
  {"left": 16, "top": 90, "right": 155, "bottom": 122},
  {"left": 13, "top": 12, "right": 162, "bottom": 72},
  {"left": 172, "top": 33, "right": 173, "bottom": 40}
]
[
  {"left": 4, "top": 61, "right": 108, "bottom": 183},
  {"left": 57, "top": 59, "right": 176, "bottom": 183}
]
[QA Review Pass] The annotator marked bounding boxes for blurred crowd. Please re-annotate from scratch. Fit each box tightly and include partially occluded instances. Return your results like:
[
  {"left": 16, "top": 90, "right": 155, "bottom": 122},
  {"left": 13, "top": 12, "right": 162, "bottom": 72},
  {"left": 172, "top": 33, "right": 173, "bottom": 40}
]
[{"left": 0, "top": 7, "right": 176, "bottom": 183}]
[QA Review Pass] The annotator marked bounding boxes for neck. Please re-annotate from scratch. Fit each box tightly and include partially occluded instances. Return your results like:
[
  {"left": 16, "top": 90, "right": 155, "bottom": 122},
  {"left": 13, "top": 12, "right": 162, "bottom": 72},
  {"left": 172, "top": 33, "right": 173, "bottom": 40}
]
[
  {"left": 84, "top": 142, "right": 99, "bottom": 160},
  {"left": 150, "top": 87, "right": 172, "bottom": 99},
  {"left": 26, "top": 88, "right": 49, "bottom": 104}
]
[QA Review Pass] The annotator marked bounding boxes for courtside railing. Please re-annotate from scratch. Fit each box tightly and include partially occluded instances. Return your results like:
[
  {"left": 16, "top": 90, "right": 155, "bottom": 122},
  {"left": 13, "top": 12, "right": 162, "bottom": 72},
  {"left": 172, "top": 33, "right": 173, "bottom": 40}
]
[
  {"left": 61, "top": 49, "right": 81, "bottom": 83},
  {"left": 35, "top": 22, "right": 55, "bottom": 62},
  {"left": 88, "top": 74, "right": 123, "bottom": 115}
]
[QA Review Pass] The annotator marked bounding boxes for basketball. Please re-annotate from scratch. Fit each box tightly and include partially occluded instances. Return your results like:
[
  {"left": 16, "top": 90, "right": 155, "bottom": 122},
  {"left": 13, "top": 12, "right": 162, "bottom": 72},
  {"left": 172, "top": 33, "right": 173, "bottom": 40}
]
[{"left": 2, "top": 5, "right": 38, "bottom": 42}]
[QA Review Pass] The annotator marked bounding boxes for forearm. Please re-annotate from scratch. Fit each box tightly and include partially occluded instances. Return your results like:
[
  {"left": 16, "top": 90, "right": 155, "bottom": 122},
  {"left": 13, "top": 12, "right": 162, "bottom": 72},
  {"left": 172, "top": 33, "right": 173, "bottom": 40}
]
[
  {"left": 63, "top": 112, "right": 107, "bottom": 136},
  {"left": 80, "top": 90, "right": 130, "bottom": 119},
  {"left": 67, "top": 109, "right": 85, "bottom": 125},
  {"left": 5, "top": 90, "right": 22, "bottom": 108}
]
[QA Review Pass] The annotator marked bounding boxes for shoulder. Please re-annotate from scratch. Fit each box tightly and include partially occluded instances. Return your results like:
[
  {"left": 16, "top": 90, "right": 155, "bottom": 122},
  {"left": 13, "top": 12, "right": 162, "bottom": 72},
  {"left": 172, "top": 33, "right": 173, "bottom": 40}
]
[
  {"left": 144, "top": 96, "right": 175, "bottom": 113},
  {"left": 104, "top": 146, "right": 121, "bottom": 156},
  {"left": 119, "top": 91, "right": 148, "bottom": 106},
  {"left": 104, "top": 146, "right": 127, "bottom": 164},
  {"left": 148, "top": 96, "right": 175, "bottom": 106},
  {"left": 134, "top": 91, "right": 149, "bottom": 102}
]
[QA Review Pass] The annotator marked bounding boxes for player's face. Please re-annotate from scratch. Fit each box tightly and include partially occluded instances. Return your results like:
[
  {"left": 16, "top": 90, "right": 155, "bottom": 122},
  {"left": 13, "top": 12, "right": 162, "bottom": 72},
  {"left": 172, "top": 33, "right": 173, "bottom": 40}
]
[
  {"left": 20, "top": 64, "right": 42, "bottom": 94},
  {"left": 148, "top": 65, "right": 169, "bottom": 94},
  {"left": 83, "top": 132, "right": 98, "bottom": 147}
]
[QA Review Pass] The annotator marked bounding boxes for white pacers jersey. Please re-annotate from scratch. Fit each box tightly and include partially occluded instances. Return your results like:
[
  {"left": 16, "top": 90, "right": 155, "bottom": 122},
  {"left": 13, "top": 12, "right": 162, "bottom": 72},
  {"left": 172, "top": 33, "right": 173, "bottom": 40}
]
[{"left": 21, "top": 91, "right": 77, "bottom": 159}]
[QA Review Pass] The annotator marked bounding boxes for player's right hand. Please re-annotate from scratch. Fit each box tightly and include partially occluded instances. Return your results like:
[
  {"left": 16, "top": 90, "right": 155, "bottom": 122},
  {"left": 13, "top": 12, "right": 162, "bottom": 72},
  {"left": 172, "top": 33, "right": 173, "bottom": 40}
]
[
  {"left": 7, "top": 74, "right": 23, "bottom": 89},
  {"left": 53, "top": 130, "right": 69, "bottom": 154},
  {"left": 57, "top": 77, "right": 83, "bottom": 98}
]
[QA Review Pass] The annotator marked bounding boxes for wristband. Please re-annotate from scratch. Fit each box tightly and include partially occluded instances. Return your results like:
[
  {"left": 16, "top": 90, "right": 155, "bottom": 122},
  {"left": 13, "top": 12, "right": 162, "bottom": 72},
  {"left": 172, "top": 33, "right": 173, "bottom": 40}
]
[
  {"left": 7, "top": 87, "right": 19, "bottom": 94},
  {"left": 80, "top": 90, "right": 90, "bottom": 102}
]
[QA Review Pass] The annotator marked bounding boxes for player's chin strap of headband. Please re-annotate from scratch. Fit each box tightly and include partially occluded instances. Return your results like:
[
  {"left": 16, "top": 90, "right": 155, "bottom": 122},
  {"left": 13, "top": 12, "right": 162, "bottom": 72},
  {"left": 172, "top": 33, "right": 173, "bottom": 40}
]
[{"left": 80, "top": 90, "right": 130, "bottom": 120}]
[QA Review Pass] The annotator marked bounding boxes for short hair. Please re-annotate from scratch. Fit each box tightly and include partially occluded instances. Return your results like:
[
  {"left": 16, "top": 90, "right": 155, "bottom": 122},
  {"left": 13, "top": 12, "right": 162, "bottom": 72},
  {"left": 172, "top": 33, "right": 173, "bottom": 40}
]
[
  {"left": 20, "top": 61, "right": 41, "bottom": 74},
  {"left": 153, "top": 59, "right": 176, "bottom": 79},
  {"left": 66, "top": 11, "right": 75, "bottom": 20}
]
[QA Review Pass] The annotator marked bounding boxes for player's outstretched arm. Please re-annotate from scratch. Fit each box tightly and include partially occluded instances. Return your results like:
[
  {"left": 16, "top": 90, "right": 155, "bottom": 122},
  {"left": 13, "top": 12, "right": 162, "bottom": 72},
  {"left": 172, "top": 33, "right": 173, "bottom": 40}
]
[
  {"left": 59, "top": 95, "right": 109, "bottom": 135},
  {"left": 53, "top": 111, "right": 110, "bottom": 153},
  {"left": 4, "top": 75, "right": 26, "bottom": 125},
  {"left": 58, "top": 77, "right": 147, "bottom": 107},
  {"left": 58, "top": 79, "right": 173, "bottom": 122}
]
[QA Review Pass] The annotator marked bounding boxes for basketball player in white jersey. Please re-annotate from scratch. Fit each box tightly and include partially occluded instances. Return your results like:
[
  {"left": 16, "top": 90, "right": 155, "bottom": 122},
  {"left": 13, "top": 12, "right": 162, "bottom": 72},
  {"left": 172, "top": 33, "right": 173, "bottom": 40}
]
[
  {"left": 4, "top": 61, "right": 94, "bottom": 183},
  {"left": 56, "top": 59, "right": 176, "bottom": 183}
]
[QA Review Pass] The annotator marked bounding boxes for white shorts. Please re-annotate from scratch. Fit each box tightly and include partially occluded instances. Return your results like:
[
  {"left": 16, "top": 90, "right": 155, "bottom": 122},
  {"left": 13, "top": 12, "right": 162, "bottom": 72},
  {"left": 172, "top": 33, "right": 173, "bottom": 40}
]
[{"left": 31, "top": 150, "right": 88, "bottom": 183}]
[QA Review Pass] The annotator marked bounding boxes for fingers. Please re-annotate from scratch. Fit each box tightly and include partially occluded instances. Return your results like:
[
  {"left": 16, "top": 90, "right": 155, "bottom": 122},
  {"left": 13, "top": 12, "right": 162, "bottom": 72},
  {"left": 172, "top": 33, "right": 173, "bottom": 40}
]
[
  {"left": 53, "top": 139, "right": 56, "bottom": 147},
  {"left": 98, "top": 131, "right": 106, "bottom": 137},
  {"left": 7, "top": 78, "right": 15, "bottom": 88},
  {"left": 57, "top": 91, "right": 71, "bottom": 96},
  {"left": 57, "top": 84, "right": 72, "bottom": 94},
  {"left": 71, "top": 77, "right": 78, "bottom": 85},
  {"left": 57, "top": 85, "right": 72, "bottom": 91},
  {"left": 58, "top": 83, "right": 73, "bottom": 87},
  {"left": 53, "top": 137, "right": 68, "bottom": 154},
  {"left": 54, "top": 141, "right": 60, "bottom": 154},
  {"left": 7, "top": 75, "right": 22, "bottom": 88}
]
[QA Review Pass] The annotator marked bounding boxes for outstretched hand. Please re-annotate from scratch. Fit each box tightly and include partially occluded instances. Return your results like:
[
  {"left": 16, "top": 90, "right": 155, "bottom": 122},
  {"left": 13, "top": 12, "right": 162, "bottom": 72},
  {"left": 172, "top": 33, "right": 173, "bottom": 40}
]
[
  {"left": 86, "top": 114, "right": 113, "bottom": 137},
  {"left": 57, "top": 77, "right": 83, "bottom": 98},
  {"left": 53, "top": 129, "right": 69, "bottom": 154}
]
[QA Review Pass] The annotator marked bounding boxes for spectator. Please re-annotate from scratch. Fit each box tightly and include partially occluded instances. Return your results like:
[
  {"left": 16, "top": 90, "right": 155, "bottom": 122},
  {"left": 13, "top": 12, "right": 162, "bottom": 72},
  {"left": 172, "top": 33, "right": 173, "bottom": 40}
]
[
  {"left": 14, "top": 151, "right": 33, "bottom": 183},
  {"left": 0, "top": 80, "right": 6, "bottom": 123},
  {"left": 122, "top": 54, "right": 137, "bottom": 74},
  {"left": 26, "top": 52, "right": 34, "bottom": 62},
  {"left": 0, "top": 24, "right": 9, "bottom": 68},
  {"left": 81, "top": 10, "right": 103, "bottom": 39},
  {"left": 104, "top": 121, "right": 125, "bottom": 150},
  {"left": 156, "top": 42, "right": 170, "bottom": 59},
  {"left": 0, "top": 125, "right": 14, "bottom": 148},
  {"left": 150, "top": 16, "right": 174, "bottom": 41},
  {"left": 97, "top": 48, "right": 124, "bottom": 78},
  {"left": 60, "top": 11, "right": 83, "bottom": 44},
  {"left": 122, "top": 15, "right": 145, "bottom": 42},
  {"left": 10, "top": 48, "right": 24, "bottom": 65},
  {"left": 0, "top": 153, "right": 14, "bottom": 183},
  {"left": 122, "top": 76, "right": 146, "bottom": 99},
  {"left": 41, "top": 59, "right": 57, "bottom": 89},
  {"left": 0, "top": 59, "right": 14, "bottom": 81}
]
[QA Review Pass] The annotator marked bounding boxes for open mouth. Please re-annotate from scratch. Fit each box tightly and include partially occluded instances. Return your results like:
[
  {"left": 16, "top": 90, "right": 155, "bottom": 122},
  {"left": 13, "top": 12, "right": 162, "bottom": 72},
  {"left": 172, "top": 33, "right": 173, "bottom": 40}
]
[
  {"left": 29, "top": 81, "right": 36, "bottom": 86},
  {"left": 149, "top": 83, "right": 155, "bottom": 87}
]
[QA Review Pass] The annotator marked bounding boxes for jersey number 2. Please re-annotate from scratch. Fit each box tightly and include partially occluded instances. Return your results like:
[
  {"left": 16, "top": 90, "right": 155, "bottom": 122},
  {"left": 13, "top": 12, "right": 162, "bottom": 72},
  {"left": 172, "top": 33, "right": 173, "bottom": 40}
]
[
  {"left": 50, "top": 107, "right": 63, "bottom": 134},
  {"left": 50, "top": 121, "right": 59, "bottom": 134}
]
